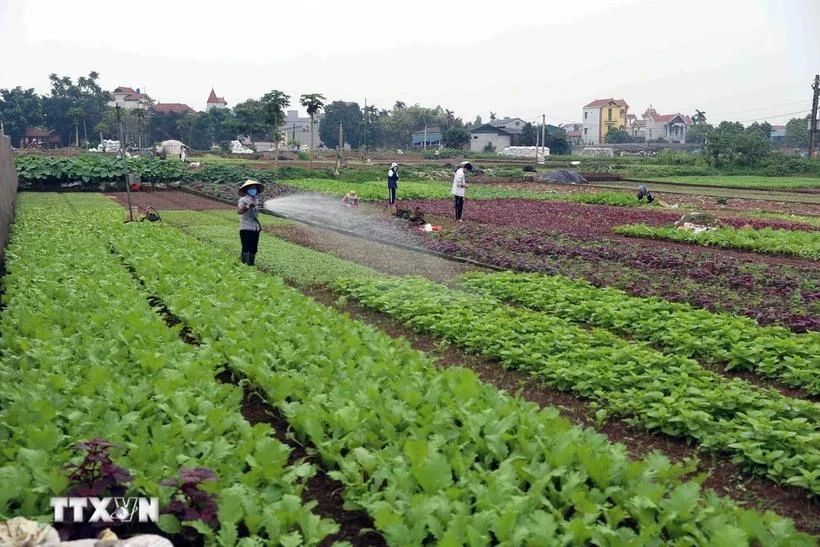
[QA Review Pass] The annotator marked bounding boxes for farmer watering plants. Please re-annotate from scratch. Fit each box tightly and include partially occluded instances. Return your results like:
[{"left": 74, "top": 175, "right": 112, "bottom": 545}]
[{"left": 237, "top": 179, "right": 263, "bottom": 266}]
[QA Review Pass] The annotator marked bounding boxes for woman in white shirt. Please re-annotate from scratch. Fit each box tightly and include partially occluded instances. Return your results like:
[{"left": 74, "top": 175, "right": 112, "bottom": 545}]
[{"left": 451, "top": 161, "right": 473, "bottom": 222}]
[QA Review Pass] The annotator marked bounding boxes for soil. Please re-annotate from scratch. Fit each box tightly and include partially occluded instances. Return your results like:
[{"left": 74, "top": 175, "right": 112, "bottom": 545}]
[
  {"left": 265, "top": 223, "right": 483, "bottom": 282},
  {"left": 106, "top": 191, "right": 233, "bottom": 211}
]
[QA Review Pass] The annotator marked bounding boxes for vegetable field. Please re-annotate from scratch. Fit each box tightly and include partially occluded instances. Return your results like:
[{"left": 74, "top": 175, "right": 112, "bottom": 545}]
[{"left": 1, "top": 189, "right": 818, "bottom": 545}]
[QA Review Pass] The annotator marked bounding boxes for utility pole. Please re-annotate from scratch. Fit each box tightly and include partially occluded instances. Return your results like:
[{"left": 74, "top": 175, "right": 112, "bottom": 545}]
[
  {"left": 541, "top": 114, "right": 546, "bottom": 163},
  {"left": 534, "top": 122, "right": 540, "bottom": 164},
  {"left": 337, "top": 122, "right": 344, "bottom": 170},
  {"left": 116, "top": 105, "right": 134, "bottom": 222},
  {"left": 809, "top": 74, "right": 819, "bottom": 159}
]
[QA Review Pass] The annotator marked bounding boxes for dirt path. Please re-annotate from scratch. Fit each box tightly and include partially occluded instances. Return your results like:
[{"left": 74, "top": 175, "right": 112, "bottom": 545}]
[
  {"left": 106, "top": 190, "right": 485, "bottom": 282},
  {"left": 106, "top": 191, "right": 233, "bottom": 211},
  {"left": 266, "top": 223, "right": 485, "bottom": 282}
]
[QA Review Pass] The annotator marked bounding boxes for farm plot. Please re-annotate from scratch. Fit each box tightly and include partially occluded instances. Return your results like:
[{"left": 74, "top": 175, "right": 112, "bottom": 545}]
[
  {"left": 0, "top": 197, "right": 337, "bottom": 545},
  {"left": 99, "top": 211, "right": 818, "bottom": 544},
  {"left": 398, "top": 199, "right": 819, "bottom": 332},
  {"left": 336, "top": 277, "right": 820, "bottom": 494}
]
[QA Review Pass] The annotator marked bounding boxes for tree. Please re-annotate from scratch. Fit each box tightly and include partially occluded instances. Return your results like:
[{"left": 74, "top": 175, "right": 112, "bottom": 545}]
[
  {"left": 605, "top": 129, "right": 632, "bottom": 143},
  {"left": 706, "top": 121, "right": 769, "bottom": 167},
  {"left": 520, "top": 122, "right": 537, "bottom": 146},
  {"left": 745, "top": 121, "right": 772, "bottom": 140},
  {"left": 149, "top": 111, "right": 185, "bottom": 143},
  {"left": 299, "top": 93, "right": 326, "bottom": 170},
  {"left": 232, "top": 99, "right": 269, "bottom": 141},
  {"left": 784, "top": 116, "right": 810, "bottom": 148},
  {"left": 473, "top": 115, "right": 483, "bottom": 127},
  {"left": 489, "top": 112, "right": 497, "bottom": 121},
  {"left": 443, "top": 127, "right": 470, "bottom": 149},
  {"left": 42, "top": 72, "right": 110, "bottom": 146},
  {"left": 319, "top": 101, "right": 362, "bottom": 150},
  {"left": 544, "top": 127, "right": 571, "bottom": 155},
  {"left": 686, "top": 123, "right": 712, "bottom": 144},
  {"left": 692, "top": 110, "right": 707, "bottom": 124},
  {"left": 0, "top": 87, "right": 44, "bottom": 147},
  {"left": 260, "top": 90, "right": 291, "bottom": 170}
]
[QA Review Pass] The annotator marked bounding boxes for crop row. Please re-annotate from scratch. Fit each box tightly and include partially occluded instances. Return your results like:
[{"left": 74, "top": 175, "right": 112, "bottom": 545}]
[
  {"left": 278, "top": 178, "right": 645, "bottom": 206},
  {"left": 413, "top": 220, "right": 819, "bottom": 332},
  {"left": 14, "top": 154, "right": 187, "bottom": 184},
  {"left": 460, "top": 272, "right": 820, "bottom": 395},
  {"left": 0, "top": 201, "right": 336, "bottom": 545},
  {"left": 104, "top": 217, "right": 816, "bottom": 544},
  {"left": 614, "top": 224, "right": 820, "bottom": 260},
  {"left": 335, "top": 277, "right": 820, "bottom": 494}
]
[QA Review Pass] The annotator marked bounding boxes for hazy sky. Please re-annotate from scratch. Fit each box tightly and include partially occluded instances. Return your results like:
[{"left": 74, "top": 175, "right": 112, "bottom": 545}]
[{"left": 1, "top": 0, "right": 818, "bottom": 125}]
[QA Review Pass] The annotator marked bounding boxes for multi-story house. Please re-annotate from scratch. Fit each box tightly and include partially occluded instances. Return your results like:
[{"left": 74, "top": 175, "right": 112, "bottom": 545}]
[
  {"left": 108, "top": 86, "right": 153, "bottom": 110},
  {"left": 581, "top": 98, "right": 629, "bottom": 145}
]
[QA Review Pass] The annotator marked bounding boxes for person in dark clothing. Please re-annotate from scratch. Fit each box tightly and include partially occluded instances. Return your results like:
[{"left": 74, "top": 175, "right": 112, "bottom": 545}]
[
  {"left": 237, "top": 179, "right": 263, "bottom": 265},
  {"left": 637, "top": 184, "right": 654, "bottom": 203},
  {"left": 387, "top": 162, "right": 399, "bottom": 207}
]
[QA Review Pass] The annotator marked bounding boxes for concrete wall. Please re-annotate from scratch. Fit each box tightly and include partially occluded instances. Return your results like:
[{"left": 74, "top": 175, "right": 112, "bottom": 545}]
[
  {"left": 470, "top": 133, "right": 511, "bottom": 153},
  {"left": 0, "top": 135, "right": 19, "bottom": 260}
]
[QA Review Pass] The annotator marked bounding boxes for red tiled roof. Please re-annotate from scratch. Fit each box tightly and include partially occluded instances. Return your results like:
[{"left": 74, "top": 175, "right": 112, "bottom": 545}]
[
  {"left": 207, "top": 88, "right": 227, "bottom": 104},
  {"left": 584, "top": 98, "right": 629, "bottom": 108},
  {"left": 113, "top": 86, "right": 137, "bottom": 94},
  {"left": 650, "top": 113, "right": 692, "bottom": 124},
  {"left": 152, "top": 103, "right": 195, "bottom": 114},
  {"left": 771, "top": 125, "right": 786, "bottom": 130},
  {"left": 566, "top": 130, "right": 582, "bottom": 137}
]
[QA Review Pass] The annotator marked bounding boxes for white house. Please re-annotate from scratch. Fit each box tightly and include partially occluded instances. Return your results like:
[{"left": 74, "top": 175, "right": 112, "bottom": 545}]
[
  {"left": 630, "top": 107, "right": 692, "bottom": 143},
  {"left": 469, "top": 118, "right": 527, "bottom": 153},
  {"left": 108, "top": 86, "right": 153, "bottom": 110}
]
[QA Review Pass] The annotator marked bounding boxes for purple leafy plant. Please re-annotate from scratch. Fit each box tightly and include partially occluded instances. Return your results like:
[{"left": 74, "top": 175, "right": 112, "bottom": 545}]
[
  {"left": 65, "top": 438, "right": 133, "bottom": 497},
  {"left": 160, "top": 467, "right": 219, "bottom": 528}
]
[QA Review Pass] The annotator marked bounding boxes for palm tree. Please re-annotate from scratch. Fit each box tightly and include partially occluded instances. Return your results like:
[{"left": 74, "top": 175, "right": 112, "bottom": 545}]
[
  {"left": 299, "top": 93, "right": 326, "bottom": 171},
  {"left": 261, "top": 90, "right": 291, "bottom": 171},
  {"left": 67, "top": 107, "right": 84, "bottom": 147}
]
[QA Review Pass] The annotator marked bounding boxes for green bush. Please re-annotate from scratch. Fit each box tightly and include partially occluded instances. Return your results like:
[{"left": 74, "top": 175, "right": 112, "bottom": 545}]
[{"left": 655, "top": 150, "right": 699, "bottom": 166}]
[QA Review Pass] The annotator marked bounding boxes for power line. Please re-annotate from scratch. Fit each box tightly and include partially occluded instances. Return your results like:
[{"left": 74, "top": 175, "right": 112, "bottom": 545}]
[
  {"left": 735, "top": 109, "right": 809, "bottom": 123},
  {"left": 709, "top": 100, "right": 807, "bottom": 117}
]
